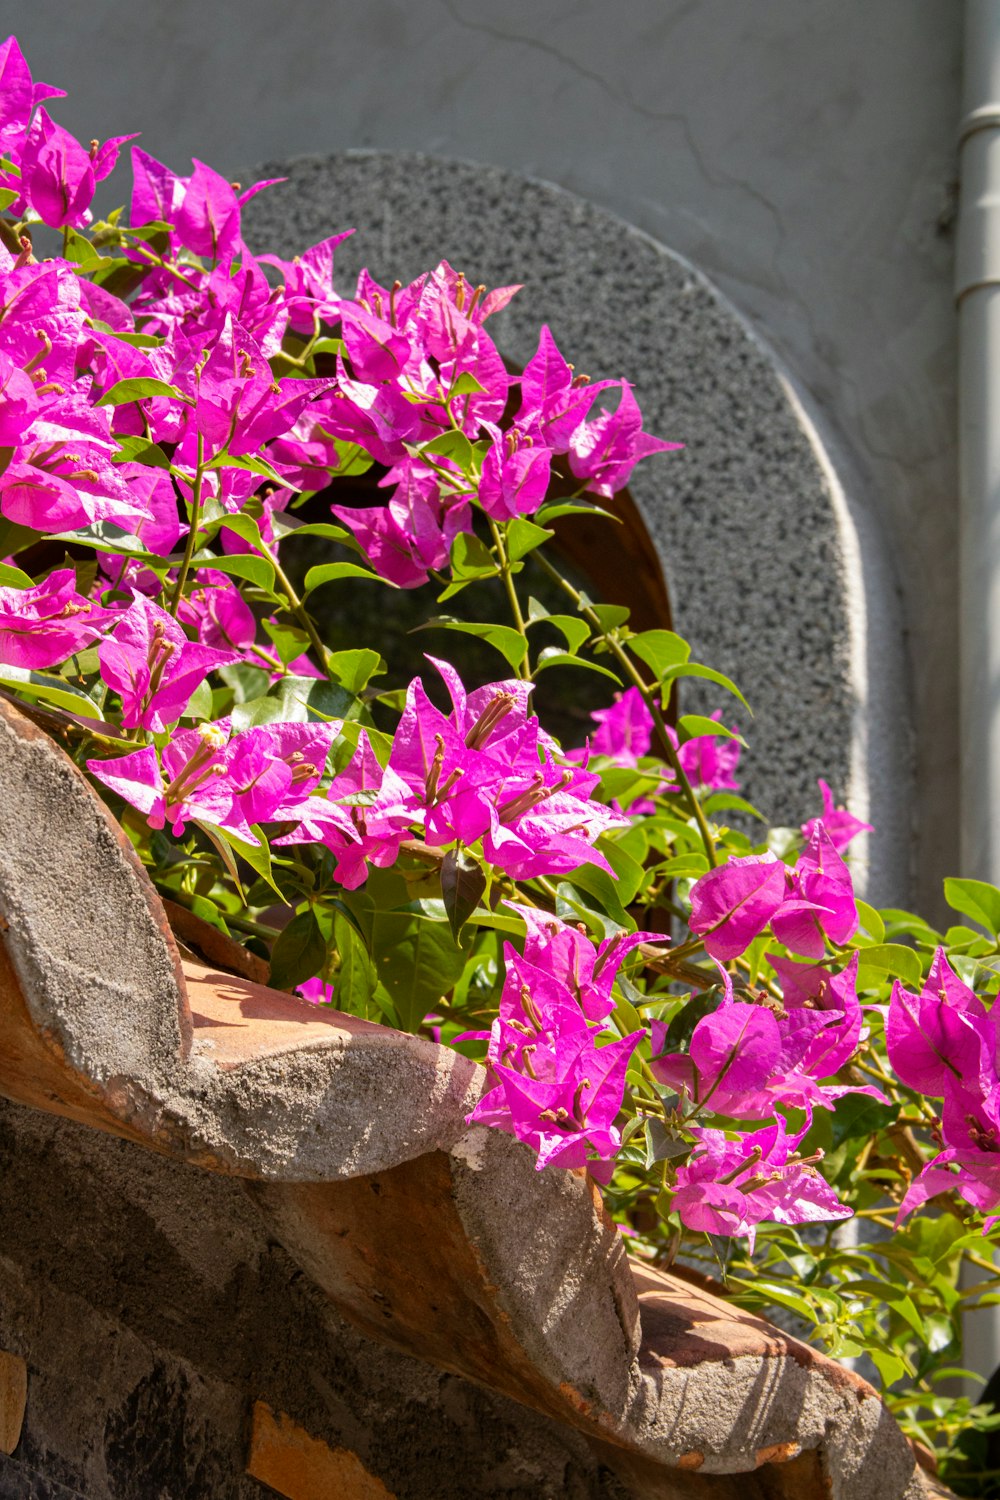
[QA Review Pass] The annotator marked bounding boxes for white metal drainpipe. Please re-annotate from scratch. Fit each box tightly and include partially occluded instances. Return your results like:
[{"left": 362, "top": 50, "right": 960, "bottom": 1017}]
[{"left": 958, "top": 0, "right": 1000, "bottom": 1390}]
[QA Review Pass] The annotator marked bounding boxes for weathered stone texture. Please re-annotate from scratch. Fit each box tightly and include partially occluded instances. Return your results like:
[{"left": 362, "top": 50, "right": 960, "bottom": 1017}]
[{"left": 0, "top": 1096, "right": 634, "bottom": 1499}]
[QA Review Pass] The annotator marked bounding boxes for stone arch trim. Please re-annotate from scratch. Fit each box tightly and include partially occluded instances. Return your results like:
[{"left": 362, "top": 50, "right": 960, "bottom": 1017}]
[{"left": 244, "top": 149, "right": 910, "bottom": 899}]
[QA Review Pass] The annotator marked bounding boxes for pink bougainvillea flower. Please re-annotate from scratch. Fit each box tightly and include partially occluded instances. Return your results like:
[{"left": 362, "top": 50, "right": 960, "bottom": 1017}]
[
  {"left": 582, "top": 686, "right": 653, "bottom": 766},
  {"left": 478, "top": 423, "right": 552, "bottom": 520},
  {"left": 129, "top": 146, "right": 187, "bottom": 232},
  {"left": 771, "top": 826, "right": 858, "bottom": 959},
  {"left": 801, "top": 778, "right": 872, "bottom": 853},
  {"left": 567, "top": 381, "right": 682, "bottom": 498},
  {"left": 672, "top": 1119, "right": 850, "bottom": 1250},
  {"left": 675, "top": 711, "right": 741, "bottom": 793},
  {"left": 174, "top": 158, "right": 243, "bottom": 261},
  {"left": 260, "top": 231, "right": 354, "bottom": 335},
  {"left": 0, "top": 35, "right": 64, "bottom": 157},
  {"left": 19, "top": 107, "right": 96, "bottom": 228},
  {"left": 87, "top": 721, "right": 233, "bottom": 835},
  {"left": 0, "top": 567, "right": 111, "bottom": 670},
  {"left": 689, "top": 854, "right": 787, "bottom": 962},
  {"left": 885, "top": 947, "right": 992, "bottom": 1098},
  {"left": 0, "top": 351, "right": 39, "bottom": 445},
  {"left": 98, "top": 595, "right": 240, "bottom": 732},
  {"left": 468, "top": 1019, "right": 642, "bottom": 1175},
  {"left": 177, "top": 569, "right": 256, "bottom": 653},
  {"left": 224, "top": 721, "right": 337, "bottom": 838},
  {"left": 298, "top": 976, "right": 335, "bottom": 1005},
  {"left": 652, "top": 955, "right": 872, "bottom": 1122},
  {"left": 517, "top": 325, "right": 615, "bottom": 452},
  {"left": 652, "top": 985, "right": 782, "bottom": 1118},
  {"left": 277, "top": 730, "right": 413, "bottom": 888},
  {"left": 504, "top": 903, "right": 665, "bottom": 1023}
]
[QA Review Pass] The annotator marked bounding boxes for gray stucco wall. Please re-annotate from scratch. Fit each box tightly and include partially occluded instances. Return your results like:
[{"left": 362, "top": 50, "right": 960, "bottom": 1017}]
[{"left": 4, "top": 0, "right": 960, "bottom": 910}]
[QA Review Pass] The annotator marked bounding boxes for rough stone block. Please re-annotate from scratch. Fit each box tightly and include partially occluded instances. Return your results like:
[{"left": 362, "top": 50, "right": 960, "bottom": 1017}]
[{"left": 247, "top": 1402, "right": 395, "bottom": 1499}]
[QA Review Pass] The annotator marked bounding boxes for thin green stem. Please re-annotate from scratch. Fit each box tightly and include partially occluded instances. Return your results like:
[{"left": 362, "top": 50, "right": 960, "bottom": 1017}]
[
  {"left": 168, "top": 432, "right": 206, "bottom": 616},
  {"left": 533, "top": 548, "right": 717, "bottom": 867},
  {"left": 487, "top": 515, "right": 531, "bottom": 681},
  {"left": 258, "top": 540, "right": 332, "bottom": 677}
]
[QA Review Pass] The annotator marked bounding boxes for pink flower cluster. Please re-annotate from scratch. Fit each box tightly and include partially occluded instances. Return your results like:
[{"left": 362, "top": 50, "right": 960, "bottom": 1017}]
[
  {"left": 641, "top": 798, "right": 875, "bottom": 1244},
  {"left": 689, "top": 826, "right": 860, "bottom": 963},
  {"left": 889, "top": 952, "right": 1000, "bottom": 1232},
  {"left": 278, "top": 657, "right": 626, "bottom": 886},
  {"left": 0, "top": 37, "right": 135, "bottom": 230},
  {"left": 89, "top": 717, "right": 336, "bottom": 845},
  {"left": 573, "top": 686, "right": 741, "bottom": 810},
  {"left": 329, "top": 316, "right": 680, "bottom": 588},
  {"left": 467, "top": 905, "right": 658, "bottom": 1175}
]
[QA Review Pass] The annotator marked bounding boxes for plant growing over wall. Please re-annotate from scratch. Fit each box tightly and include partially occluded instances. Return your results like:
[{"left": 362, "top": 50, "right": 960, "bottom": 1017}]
[{"left": 0, "top": 35, "right": 997, "bottom": 1492}]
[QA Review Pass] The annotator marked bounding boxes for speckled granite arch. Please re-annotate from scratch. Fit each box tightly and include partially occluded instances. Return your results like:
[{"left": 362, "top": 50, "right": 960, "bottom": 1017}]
[{"left": 243, "top": 150, "right": 910, "bottom": 901}]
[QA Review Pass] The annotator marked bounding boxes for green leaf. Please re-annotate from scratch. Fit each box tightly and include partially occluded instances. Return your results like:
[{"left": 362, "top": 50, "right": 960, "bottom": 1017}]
[
  {"left": 526, "top": 599, "right": 591, "bottom": 653},
  {"left": 943, "top": 876, "right": 1000, "bottom": 938},
  {"left": 419, "top": 617, "right": 527, "bottom": 671},
  {"left": 830, "top": 1093, "right": 900, "bottom": 1149},
  {"left": 656, "top": 853, "right": 710, "bottom": 879},
  {"left": 90, "top": 320, "right": 164, "bottom": 349},
  {"left": 643, "top": 1117, "right": 691, "bottom": 1168},
  {"left": 111, "top": 435, "right": 171, "bottom": 469},
  {"left": 700, "top": 792, "right": 766, "bottom": 822},
  {"left": 369, "top": 909, "right": 468, "bottom": 1033},
  {"left": 0, "top": 563, "right": 31, "bottom": 588},
  {"left": 269, "top": 908, "right": 329, "bottom": 992},
  {"left": 208, "top": 450, "right": 287, "bottom": 486},
  {"left": 96, "top": 377, "right": 184, "bottom": 406},
  {"left": 0, "top": 666, "right": 104, "bottom": 720},
  {"left": 506, "top": 518, "right": 553, "bottom": 562},
  {"left": 199, "top": 552, "right": 275, "bottom": 591},
  {"left": 630, "top": 629, "right": 690, "bottom": 679},
  {"left": 450, "top": 371, "right": 486, "bottom": 397},
  {"left": 441, "top": 848, "right": 487, "bottom": 938},
  {"left": 327, "top": 648, "right": 384, "bottom": 695},
  {"left": 219, "top": 663, "right": 271, "bottom": 704},
  {"left": 62, "top": 228, "right": 111, "bottom": 270},
  {"left": 261, "top": 617, "right": 311, "bottom": 668},
  {"left": 660, "top": 661, "right": 751, "bottom": 713},
  {"left": 229, "top": 674, "right": 355, "bottom": 730},
  {"left": 0, "top": 188, "right": 18, "bottom": 212},
  {"left": 560, "top": 861, "right": 631, "bottom": 928},
  {"left": 535, "top": 498, "right": 618, "bottom": 524},
  {"left": 327, "top": 439, "right": 373, "bottom": 478},
  {"left": 200, "top": 824, "right": 283, "bottom": 901},
  {"left": 855, "top": 900, "right": 885, "bottom": 943},
  {"left": 730, "top": 1278, "right": 820, "bottom": 1326},
  {"left": 418, "top": 427, "right": 474, "bottom": 469},
  {"left": 854, "top": 943, "right": 923, "bottom": 990},
  {"left": 677, "top": 714, "right": 743, "bottom": 744},
  {"left": 206, "top": 512, "right": 265, "bottom": 552},
  {"left": 0, "top": 518, "right": 38, "bottom": 557},
  {"left": 598, "top": 837, "right": 645, "bottom": 905},
  {"left": 303, "top": 561, "right": 388, "bottom": 594},
  {"left": 444, "top": 531, "right": 498, "bottom": 587},
  {"left": 270, "top": 517, "right": 350, "bottom": 543},
  {"left": 534, "top": 650, "right": 622, "bottom": 682},
  {"left": 655, "top": 990, "right": 719, "bottom": 1054},
  {"left": 184, "top": 679, "right": 214, "bottom": 721},
  {"left": 839, "top": 1281, "right": 926, "bottom": 1341},
  {"left": 332, "top": 912, "right": 381, "bottom": 1020},
  {"left": 587, "top": 602, "right": 631, "bottom": 632},
  {"left": 870, "top": 1349, "right": 907, "bottom": 1389}
]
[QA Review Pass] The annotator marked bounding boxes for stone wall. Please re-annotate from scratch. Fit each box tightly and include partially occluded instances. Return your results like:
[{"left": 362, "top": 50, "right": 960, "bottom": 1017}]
[{"left": 0, "top": 1096, "right": 631, "bottom": 1499}]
